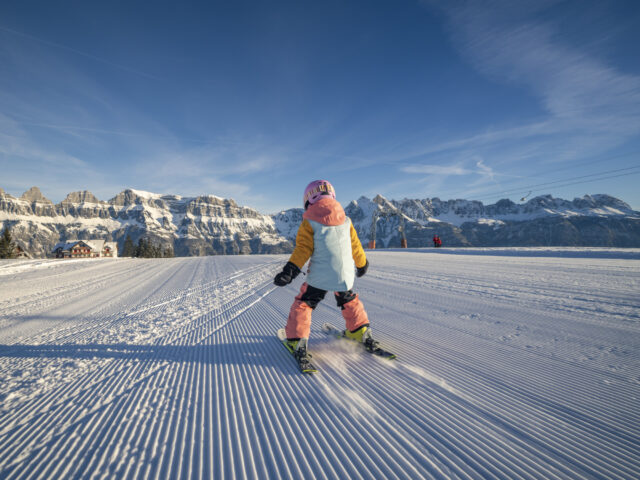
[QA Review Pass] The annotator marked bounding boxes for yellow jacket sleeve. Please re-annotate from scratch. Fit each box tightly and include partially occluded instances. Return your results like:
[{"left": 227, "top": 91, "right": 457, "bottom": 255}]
[
  {"left": 288, "top": 219, "right": 314, "bottom": 269},
  {"left": 350, "top": 223, "right": 367, "bottom": 268}
]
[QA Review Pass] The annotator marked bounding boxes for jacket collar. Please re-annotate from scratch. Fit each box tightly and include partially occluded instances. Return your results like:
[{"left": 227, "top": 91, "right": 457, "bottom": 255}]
[{"left": 303, "top": 197, "right": 346, "bottom": 226}]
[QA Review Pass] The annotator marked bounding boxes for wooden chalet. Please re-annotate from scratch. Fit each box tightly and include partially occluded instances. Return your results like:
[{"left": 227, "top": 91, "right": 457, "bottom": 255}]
[
  {"left": 52, "top": 240, "right": 118, "bottom": 259},
  {"left": 103, "top": 242, "right": 118, "bottom": 257}
]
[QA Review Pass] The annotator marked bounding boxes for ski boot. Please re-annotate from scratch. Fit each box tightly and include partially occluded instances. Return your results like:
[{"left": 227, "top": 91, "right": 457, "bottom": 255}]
[
  {"left": 343, "top": 324, "right": 396, "bottom": 359},
  {"left": 344, "top": 324, "right": 379, "bottom": 353},
  {"left": 285, "top": 338, "right": 317, "bottom": 373},
  {"left": 322, "top": 323, "right": 397, "bottom": 359}
]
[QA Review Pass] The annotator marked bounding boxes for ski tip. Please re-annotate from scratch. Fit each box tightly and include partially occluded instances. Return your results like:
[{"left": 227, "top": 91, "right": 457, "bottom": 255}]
[{"left": 375, "top": 349, "right": 397, "bottom": 360}]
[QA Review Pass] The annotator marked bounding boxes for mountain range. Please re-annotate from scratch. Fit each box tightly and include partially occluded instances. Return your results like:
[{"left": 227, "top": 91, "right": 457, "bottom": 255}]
[
  {"left": 1, "top": 186, "right": 639, "bottom": 258},
  {"left": 0, "top": 187, "right": 291, "bottom": 258}
]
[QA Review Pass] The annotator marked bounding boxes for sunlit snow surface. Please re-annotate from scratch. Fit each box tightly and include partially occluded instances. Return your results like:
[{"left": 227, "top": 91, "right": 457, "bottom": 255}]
[{"left": 1, "top": 249, "right": 639, "bottom": 479}]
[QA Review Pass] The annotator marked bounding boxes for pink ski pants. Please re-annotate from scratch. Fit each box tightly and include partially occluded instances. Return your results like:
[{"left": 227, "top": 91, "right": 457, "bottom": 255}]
[{"left": 285, "top": 282, "right": 369, "bottom": 339}]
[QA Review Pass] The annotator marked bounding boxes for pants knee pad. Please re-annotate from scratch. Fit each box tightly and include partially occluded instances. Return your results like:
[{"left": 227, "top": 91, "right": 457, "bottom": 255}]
[{"left": 300, "top": 284, "right": 327, "bottom": 309}]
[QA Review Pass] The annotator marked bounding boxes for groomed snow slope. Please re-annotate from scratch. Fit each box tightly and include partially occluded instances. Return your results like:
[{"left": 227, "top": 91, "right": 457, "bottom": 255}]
[{"left": 1, "top": 250, "right": 639, "bottom": 479}]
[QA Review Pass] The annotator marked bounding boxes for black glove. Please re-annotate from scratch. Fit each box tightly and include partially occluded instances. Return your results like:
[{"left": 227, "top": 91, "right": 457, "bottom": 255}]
[
  {"left": 274, "top": 261, "right": 301, "bottom": 286},
  {"left": 356, "top": 259, "right": 369, "bottom": 278}
]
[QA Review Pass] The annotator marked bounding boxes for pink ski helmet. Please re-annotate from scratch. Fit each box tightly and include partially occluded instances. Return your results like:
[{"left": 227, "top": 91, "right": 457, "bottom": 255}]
[{"left": 303, "top": 180, "right": 335, "bottom": 209}]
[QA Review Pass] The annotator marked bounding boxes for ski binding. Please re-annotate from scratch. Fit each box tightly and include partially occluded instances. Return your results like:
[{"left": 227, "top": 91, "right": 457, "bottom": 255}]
[
  {"left": 321, "top": 323, "right": 397, "bottom": 359},
  {"left": 277, "top": 328, "right": 318, "bottom": 374}
]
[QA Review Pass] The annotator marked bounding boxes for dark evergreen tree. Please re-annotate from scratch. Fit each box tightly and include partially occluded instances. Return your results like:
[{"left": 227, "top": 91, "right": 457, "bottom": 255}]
[
  {"left": 132, "top": 238, "right": 174, "bottom": 258},
  {"left": 122, "top": 235, "right": 135, "bottom": 257},
  {"left": 135, "top": 238, "right": 156, "bottom": 258},
  {"left": 0, "top": 226, "right": 17, "bottom": 259},
  {"left": 135, "top": 238, "right": 145, "bottom": 257},
  {"left": 144, "top": 240, "right": 154, "bottom": 258}
]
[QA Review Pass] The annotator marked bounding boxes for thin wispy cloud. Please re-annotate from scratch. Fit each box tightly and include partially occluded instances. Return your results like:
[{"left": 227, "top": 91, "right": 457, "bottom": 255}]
[
  {"left": 0, "top": 113, "right": 88, "bottom": 168},
  {"left": 401, "top": 164, "right": 471, "bottom": 175},
  {"left": 2, "top": 2, "right": 638, "bottom": 210},
  {"left": 475, "top": 159, "right": 496, "bottom": 182},
  {"left": 0, "top": 25, "right": 160, "bottom": 80},
  {"left": 378, "top": 0, "right": 640, "bottom": 202},
  {"left": 400, "top": 158, "right": 499, "bottom": 185},
  {"left": 0, "top": 29, "right": 261, "bottom": 203},
  {"left": 422, "top": 0, "right": 640, "bottom": 155}
]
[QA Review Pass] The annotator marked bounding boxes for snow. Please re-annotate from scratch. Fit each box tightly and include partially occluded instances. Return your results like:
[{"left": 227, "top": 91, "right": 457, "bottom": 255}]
[
  {"left": 477, "top": 218, "right": 506, "bottom": 227},
  {"left": 257, "top": 232, "right": 289, "bottom": 246},
  {"left": 418, "top": 201, "right": 639, "bottom": 228},
  {"left": 0, "top": 212, "right": 129, "bottom": 229},
  {"left": 0, "top": 258, "right": 106, "bottom": 277},
  {"left": 1, "top": 250, "right": 639, "bottom": 479},
  {"left": 272, "top": 212, "right": 302, "bottom": 241},
  {"left": 128, "top": 189, "right": 173, "bottom": 200},
  {"left": 433, "top": 211, "right": 543, "bottom": 227},
  {"left": 384, "top": 246, "right": 640, "bottom": 259}
]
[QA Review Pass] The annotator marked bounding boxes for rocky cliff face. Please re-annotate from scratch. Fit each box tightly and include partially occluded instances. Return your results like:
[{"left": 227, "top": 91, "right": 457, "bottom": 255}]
[
  {"left": 272, "top": 209, "right": 304, "bottom": 243},
  {"left": 349, "top": 194, "right": 640, "bottom": 248},
  {"left": 2, "top": 187, "right": 639, "bottom": 258},
  {"left": 275, "top": 194, "right": 640, "bottom": 248},
  {"left": 0, "top": 187, "right": 292, "bottom": 257}
]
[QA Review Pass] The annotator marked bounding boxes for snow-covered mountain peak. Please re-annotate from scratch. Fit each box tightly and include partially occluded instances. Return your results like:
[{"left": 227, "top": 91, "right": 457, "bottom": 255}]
[
  {"left": 3, "top": 186, "right": 639, "bottom": 255},
  {"left": 61, "top": 191, "right": 104, "bottom": 205},
  {"left": 1, "top": 186, "right": 292, "bottom": 257},
  {"left": 128, "top": 188, "right": 169, "bottom": 200},
  {"left": 521, "top": 194, "right": 636, "bottom": 218},
  {"left": 343, "top": 194, "right": 640, "bottom": 249},
  {"left": 573, "top": 194, "right": 633, "bottom": 212},
  {"left": 20, "top": 186, "right": 52, "bottom": 204},
  {"left": 372, "top": 194, "right": 399, "bottom": 211},
  {"left": 108, "top": 188, "right": 173, "bottom": 207}
]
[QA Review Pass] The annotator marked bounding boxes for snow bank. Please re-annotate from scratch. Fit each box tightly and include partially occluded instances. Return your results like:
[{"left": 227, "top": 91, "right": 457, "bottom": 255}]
[
  {"left": 0, "top": 258, "right": 113, "bottom": 277},
  {"left": 379, "top": 246, "right": 640, "bottom": 259}
]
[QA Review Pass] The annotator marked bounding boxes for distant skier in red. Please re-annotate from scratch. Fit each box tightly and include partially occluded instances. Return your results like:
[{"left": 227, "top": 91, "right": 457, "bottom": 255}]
[{"left": 433, "top": 235, "right": 442, "bottom": 247}]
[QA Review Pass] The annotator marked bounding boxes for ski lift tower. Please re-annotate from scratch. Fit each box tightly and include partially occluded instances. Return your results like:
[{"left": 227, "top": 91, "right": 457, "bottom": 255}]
[{"left": 368, "top": 209, "right": 408, "bottom": 249}]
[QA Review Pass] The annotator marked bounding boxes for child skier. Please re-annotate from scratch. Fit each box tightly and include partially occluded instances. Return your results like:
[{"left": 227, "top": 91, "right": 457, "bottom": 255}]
[{"left": 274, "top": 180, "right": 373, "bottom": 361}]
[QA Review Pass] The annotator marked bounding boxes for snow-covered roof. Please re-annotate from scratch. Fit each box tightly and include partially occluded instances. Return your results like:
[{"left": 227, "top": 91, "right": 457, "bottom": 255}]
[
  {"left": 52, "top": 240, "right": 85, "bottom": 252},
  {"left": 85, "top": 239, "right": 105, "bottom": 251},
  {"left": 52, "top": 240, "right": 106, "bottom": 252}
]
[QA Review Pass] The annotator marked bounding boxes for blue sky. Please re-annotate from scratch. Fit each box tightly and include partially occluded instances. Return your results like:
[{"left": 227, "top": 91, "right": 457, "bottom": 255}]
[{"left": 1, "top": 0, "right": 639, "bottom": 212}]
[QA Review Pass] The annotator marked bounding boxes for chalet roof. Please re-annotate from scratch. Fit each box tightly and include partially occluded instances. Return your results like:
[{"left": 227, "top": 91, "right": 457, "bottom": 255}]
[
  {"left": 52, "top": 240, "right": 93, "bottom": 251},
  {"left": 85, "top": 239, "right": 105, "bottom": 251},
  {"left": 52, "top": 239, "right": 111, "bottom": 253},
  {"left": 53, "top": 240, "right": 83, "bottom": 252}
]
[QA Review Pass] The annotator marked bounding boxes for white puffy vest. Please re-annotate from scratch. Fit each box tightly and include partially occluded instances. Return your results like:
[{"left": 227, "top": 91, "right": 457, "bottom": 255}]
[{"left": 306, "top": 218, "right": 355, "bottom": 292}]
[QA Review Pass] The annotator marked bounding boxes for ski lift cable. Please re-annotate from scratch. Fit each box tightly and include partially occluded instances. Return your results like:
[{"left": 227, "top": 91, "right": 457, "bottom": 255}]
[
  {"left": 439, "top": 164, "right": 640, "bottom": 201},
  {"left": 477, "top": 170, "right": 640, "bottom": 202},
  {"left": 438, "top": 149, "right": 640, "bottom": 199},
  {"left": 479, "top": 165, "right": 640, "bottom": 198},
  {"left": 483, "top": 165, "right": 640, "bottom": 197}
]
